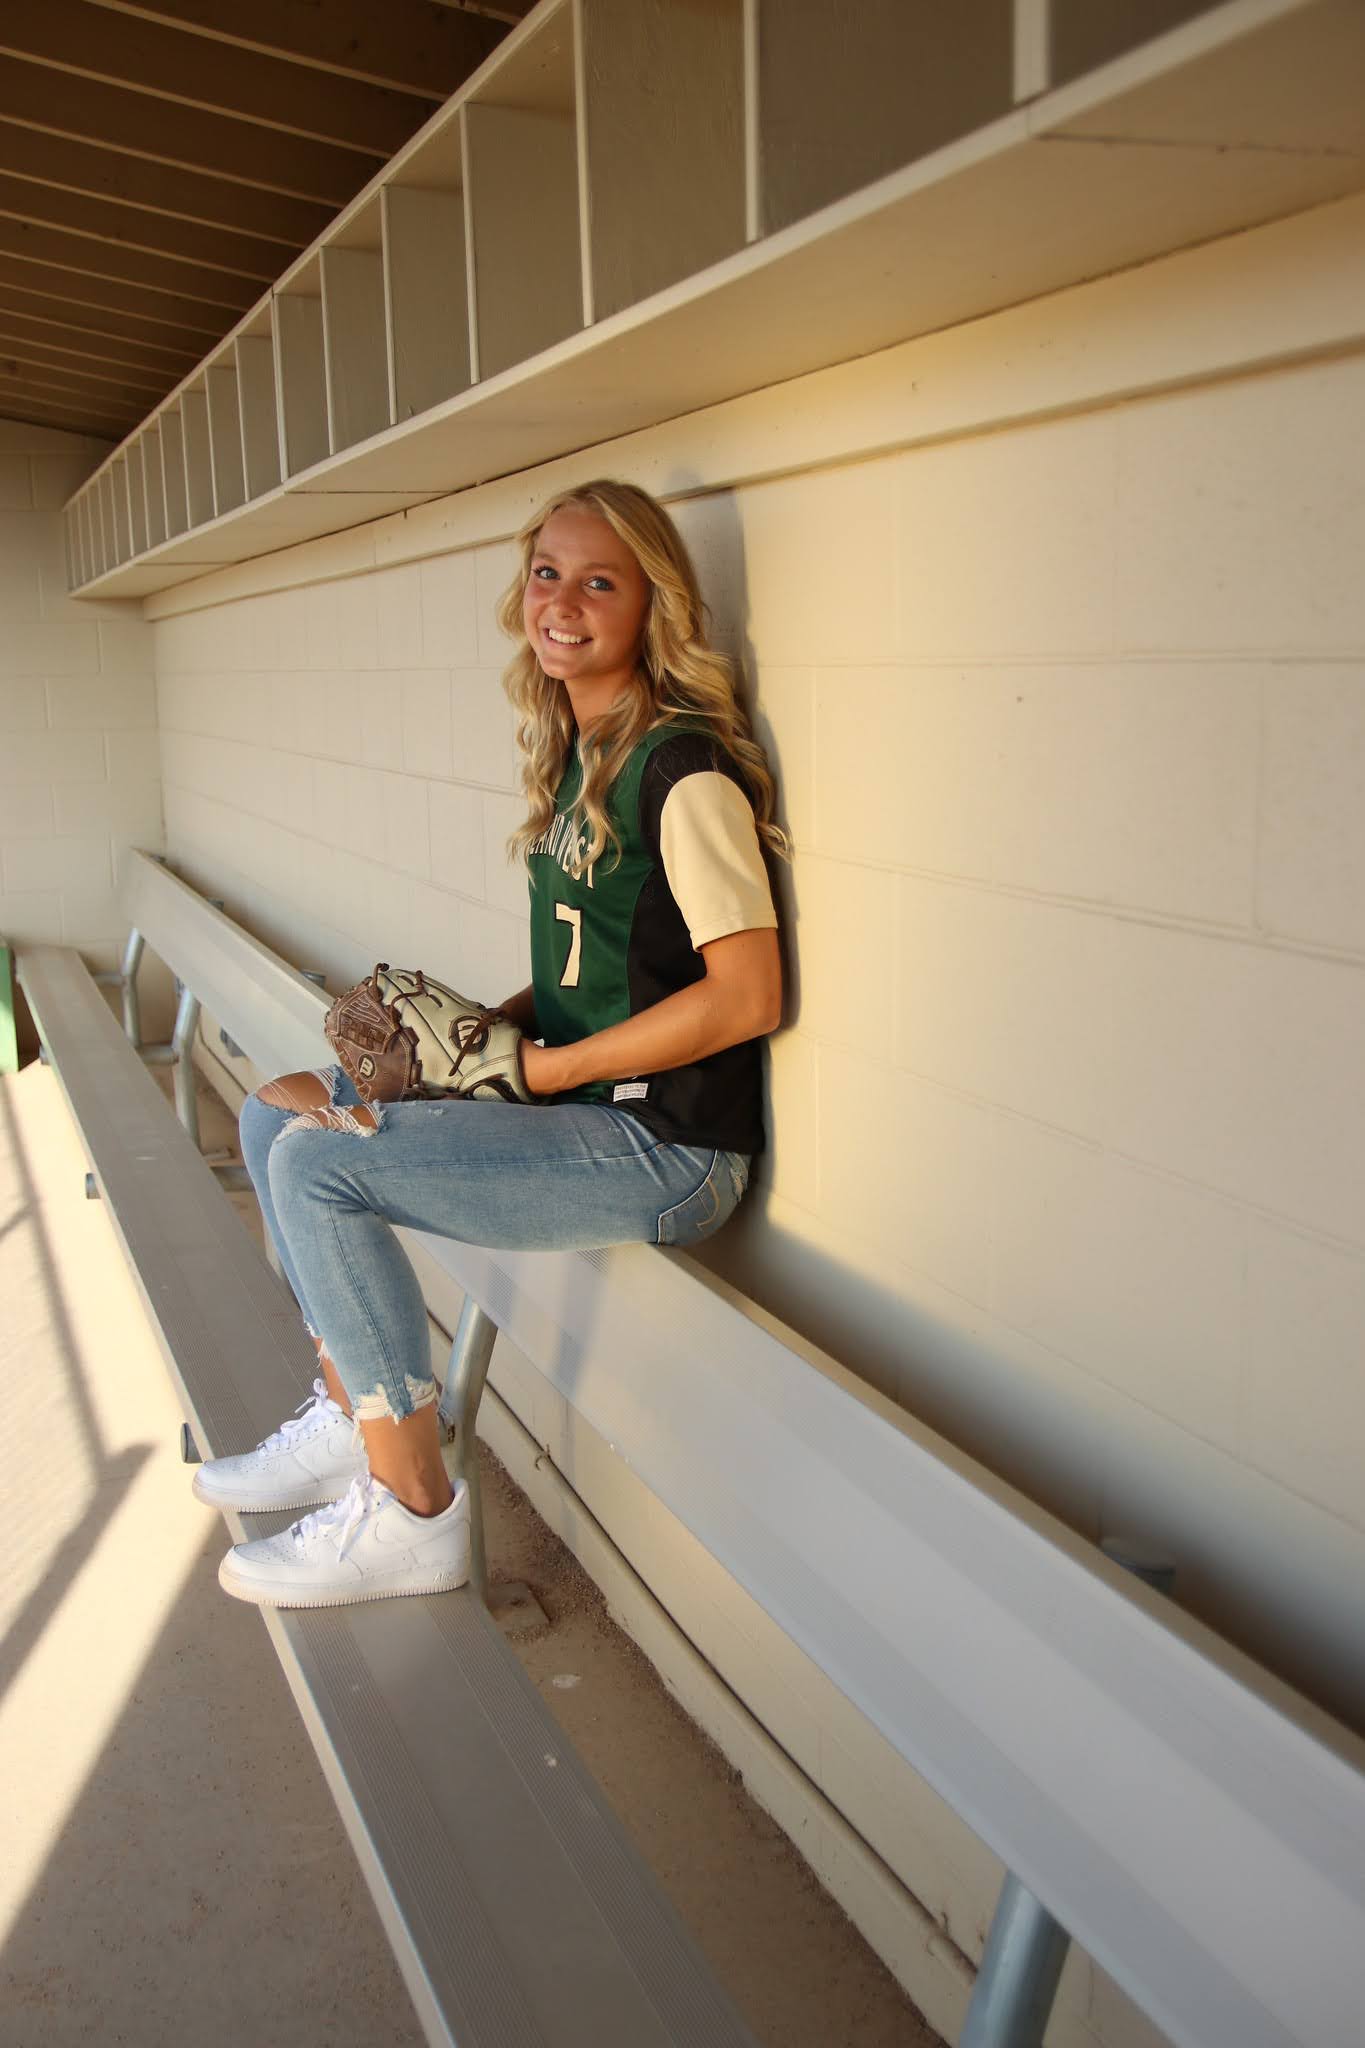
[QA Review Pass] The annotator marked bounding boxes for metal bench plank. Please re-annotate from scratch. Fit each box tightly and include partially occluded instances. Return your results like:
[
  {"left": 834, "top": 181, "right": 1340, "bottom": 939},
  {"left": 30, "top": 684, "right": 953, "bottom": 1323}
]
[
  {"left": 421, "top": 1236, "right": 1365, "bottom": 2048},
  {"left": 18, "top": 944, "right": 761, "bottom": 2048},
  {"left": 18, "top": 946, "right": 315, "bottom": 1455},
  {"left": 121, "top": 851, "right": 330, "bottom": 1079}
]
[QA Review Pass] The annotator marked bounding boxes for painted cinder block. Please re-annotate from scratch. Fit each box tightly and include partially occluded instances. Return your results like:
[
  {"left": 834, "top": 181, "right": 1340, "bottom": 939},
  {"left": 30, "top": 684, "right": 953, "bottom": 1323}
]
[
  {"left": 819, "top": 1051, "right": 996, "bottom": 1307},
  {"left": 0, "top": 783, "right": 54, "bottom": 835},
  {"left": 450, "top": 667, "right": 519, "bottom": 791},
  {"left": 989, "top": 660, "right": 1260, "bottom": 928},
  {"left": 812, "top": 664, "right": 997, "bottom": 880},
  {"left": 480, "top": 791, "right": 529, "bottom": 918},
  {"left": 0, "top": 510, "right": 50, "bottom": 601},
  {"left": 739, "top": 460, "right": 900, "bottom": 666},
  {"left": 762, "top": 1028, "right": 819, "bottom": 1214},
  {"left": 988, "top": 1114, "right": 1249, "bottom": 1445},
  {"left": 379, "top": 770, "right": 430, "bottom": 881},
  {"left": 29, "top": 450, "right": 102, "bottom": 509},
  {"left": 407, "top": 880, "right": 465, "bottom": 978},
  {"left": 47, "top": 673, "right": 157, "bottom": 730},
  {"left": 371, "top": 560, "right": 424, "bottom": 670},
  {"left": 897, "top": 411, "right": 1118, "bottom": 659},
  {"left": 0, "top": 456, "right": 32, "bottom": 509},
  {"left": 420, "top": 550, "right": 481, "bottom": 668},
  {"left": 334, "top": 577, "right": 380, "bottom": 673},
  {"left": 303, "top": 582, "right": 343, "bottom": 672},
  {"left": 0, "top": 678, "right": 48, "bottom": 731},
  {"left": 58, "top": 889, "right": 127, "bottom": 948},
  {"left": 0, "top": 622, "right": 100, "bottom": 678},
  {"left": 1245, "top": 1216, "right": 1365, "bottom": 1532},
  {"left": 343, "top": 672, "right": 404, "bottom": 773},
  {"left": 936, "top": 881, "right": 1365, "bottom": 1243},
  {"left": 96, "top": 619, "right": 157, "bottom": 680},
  {"left": 427, "top": 781, "right": 485, "bottom": 897},
  {"left": 750, "top": 666, "right": 813, "bottom": 851},
  {"left": 4, "top": 834, "right": 111, "bottom": 895},
  {"left": 1115, "top": 356, "right": 1365, "bottom": 656},
  {"left": 5, "top": 731, "right": 107, "bottom": 783},
  {"left": 51, "top": 779, "right": 163, "bottom": 843},
  {"left": 669, "top": 493, "right": 751, "bottom": 657},
  {"left": 452, "top": 898, "right": 521, "bottom": 1005},
  {"left": 248, "top": 588, "right": 311, "bottom": 675},
  {"left": 787, "top": 852, "right": 899, "bottom": 1047},
  {"left": 400, "top": 670, "right": 454, "bottom": 779},
  {"left": 105, "top": 730, "right": 163, "bottom": 782},
  {"left": 1257, "top": 662, "right": 1365, "bottom": 954},
  {"left": 474, "top": 541, "right": 519, "bottom": 666},
  {"left": 1094, "top": 1376, "right": 1365, "bottom": 1729},
  {"left": 0, "top": 889, "right": 62, "bottom": 941}
]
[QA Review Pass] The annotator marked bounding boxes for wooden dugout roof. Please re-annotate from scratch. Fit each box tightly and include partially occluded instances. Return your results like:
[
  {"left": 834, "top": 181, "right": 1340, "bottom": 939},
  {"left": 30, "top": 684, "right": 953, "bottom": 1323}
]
[{"left": 0, "top": 0, "right": 531, "bottom": 441}]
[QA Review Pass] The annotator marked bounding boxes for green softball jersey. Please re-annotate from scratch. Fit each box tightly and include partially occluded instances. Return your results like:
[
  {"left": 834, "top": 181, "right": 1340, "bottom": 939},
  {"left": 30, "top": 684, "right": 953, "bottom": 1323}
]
[{"left": 527, "top": 724, "right": 777, "bottom": 1155}]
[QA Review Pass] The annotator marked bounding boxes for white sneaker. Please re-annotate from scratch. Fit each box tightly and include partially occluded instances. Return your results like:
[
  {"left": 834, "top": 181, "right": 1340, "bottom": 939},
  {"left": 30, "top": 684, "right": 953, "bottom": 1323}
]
[
  {"left": 192, "top": 1378, "right": 366, "bottom": 1513},
  {"left": 218, "top": 1474, "right": 471, "bottom": 1609}
]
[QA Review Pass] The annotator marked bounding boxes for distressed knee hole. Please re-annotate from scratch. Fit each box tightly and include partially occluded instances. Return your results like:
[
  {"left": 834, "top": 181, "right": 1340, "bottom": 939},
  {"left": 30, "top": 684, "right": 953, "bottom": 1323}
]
[
  {"left": 278, "top": 1103, "right": 381, "bottom": 1138},
  {"left": 259, "top": 1070, "right": 337, "bottom": 1115}
]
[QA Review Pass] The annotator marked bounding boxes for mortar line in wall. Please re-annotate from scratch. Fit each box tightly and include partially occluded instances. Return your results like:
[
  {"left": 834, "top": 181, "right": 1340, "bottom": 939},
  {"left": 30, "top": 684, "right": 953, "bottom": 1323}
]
[
  {"left": 787, "top": 853, "right": 1365, "bottom": 969},
  {"left": 160, "top": 790, "right": 1365, "bottom": 967},
  {"left": 160, "top": 651, "right": 1365, "bottom": 671},
  {"left": 781, "top": 1036, "right": 1365, "bottom": 1265},
  {"left": 1248, "top": 664, "right": 1270, "bottom": 947}
]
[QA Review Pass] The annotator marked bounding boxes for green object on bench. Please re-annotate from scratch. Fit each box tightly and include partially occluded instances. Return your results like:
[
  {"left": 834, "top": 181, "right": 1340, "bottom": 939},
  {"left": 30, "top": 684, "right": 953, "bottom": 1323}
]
[{"left": 0, "top": 942, "right": 17, "bottom": 1075}]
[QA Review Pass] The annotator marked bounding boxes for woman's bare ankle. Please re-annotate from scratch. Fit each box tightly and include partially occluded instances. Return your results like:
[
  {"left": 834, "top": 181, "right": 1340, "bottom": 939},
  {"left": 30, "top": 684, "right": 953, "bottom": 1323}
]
[{"left": 359, "top": 1408, "right": 455, "bottom": 1517}]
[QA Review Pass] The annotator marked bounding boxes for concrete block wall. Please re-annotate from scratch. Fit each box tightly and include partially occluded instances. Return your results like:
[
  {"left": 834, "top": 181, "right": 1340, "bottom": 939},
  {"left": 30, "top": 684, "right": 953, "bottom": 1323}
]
[
  {"left": 149, "top": 190, "right": 1364, "bottom": 2046},
  {"left": 0, "top": 422, "right": 162, "bottom": 992}
]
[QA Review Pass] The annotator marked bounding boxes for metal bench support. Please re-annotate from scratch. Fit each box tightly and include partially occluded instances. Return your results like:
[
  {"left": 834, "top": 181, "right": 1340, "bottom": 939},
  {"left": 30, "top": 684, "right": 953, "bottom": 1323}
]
[
  {"left": 438, "top": 1298, "right": 498, "bottom": 1600},
  {"left": 94, "top": 923, "right": 147, "bottom": 1046},
  {"left": 437, "top": 1298, "right": 546, "bottom": 1632},
  {"left": 961, "top": 1873, "right": 1069, "bottom": 2048}
]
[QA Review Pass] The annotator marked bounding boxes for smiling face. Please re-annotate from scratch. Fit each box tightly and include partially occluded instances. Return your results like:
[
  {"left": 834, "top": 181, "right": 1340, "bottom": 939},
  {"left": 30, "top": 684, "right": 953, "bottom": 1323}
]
[{"left": 522, "top": 504, "right": 652, "bottom": 727}]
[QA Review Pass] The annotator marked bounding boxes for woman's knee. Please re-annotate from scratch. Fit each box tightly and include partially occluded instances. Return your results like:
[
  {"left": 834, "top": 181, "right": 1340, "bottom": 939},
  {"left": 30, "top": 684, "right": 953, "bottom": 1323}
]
[{"left": 257, "top": 1070, "right": 332, "bottom": 1113}]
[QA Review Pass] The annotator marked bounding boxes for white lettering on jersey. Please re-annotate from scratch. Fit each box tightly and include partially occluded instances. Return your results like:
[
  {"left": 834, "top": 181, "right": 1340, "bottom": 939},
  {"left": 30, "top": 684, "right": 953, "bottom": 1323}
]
[{"left": 527, "top": 810, "right": 596, "bottom": 888}]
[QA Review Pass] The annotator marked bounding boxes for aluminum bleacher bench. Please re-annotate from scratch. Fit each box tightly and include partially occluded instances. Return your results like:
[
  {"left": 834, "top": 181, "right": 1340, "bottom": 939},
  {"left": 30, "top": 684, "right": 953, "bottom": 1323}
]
[
  {"left": 19, "top": 848, "right": 1365, "bottom": 2048},
  {"left": 15, "top": 936, "right": 763, "bottom": 2048}
]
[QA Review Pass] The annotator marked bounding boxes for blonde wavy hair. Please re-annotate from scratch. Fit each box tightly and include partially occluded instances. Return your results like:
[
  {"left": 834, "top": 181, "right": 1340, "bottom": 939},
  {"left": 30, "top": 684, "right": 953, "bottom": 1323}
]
[{"left": 498, "top": 479, "right": 788, "bottom": 872}]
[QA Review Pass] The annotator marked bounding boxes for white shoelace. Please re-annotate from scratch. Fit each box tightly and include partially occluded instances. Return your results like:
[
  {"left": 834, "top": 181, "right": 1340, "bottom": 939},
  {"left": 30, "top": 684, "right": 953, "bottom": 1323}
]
[
  {"left": 256, "top": 1377, "right": 333, "bottom": 1454},
  {"left": 292, "top": 1473, "right": 387, "bottom": 1561}
]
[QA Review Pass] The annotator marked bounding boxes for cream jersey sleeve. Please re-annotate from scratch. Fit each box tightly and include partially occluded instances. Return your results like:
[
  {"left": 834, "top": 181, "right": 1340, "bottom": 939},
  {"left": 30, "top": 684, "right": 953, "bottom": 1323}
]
[{"left": 657, "top": 770, "right": 778, "bottom": 951}]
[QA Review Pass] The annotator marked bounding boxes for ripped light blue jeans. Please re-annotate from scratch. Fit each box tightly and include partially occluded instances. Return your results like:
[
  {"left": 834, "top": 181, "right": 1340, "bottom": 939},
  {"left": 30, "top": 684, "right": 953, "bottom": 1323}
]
[{"left": 239, "top": 1064, "right": 750, "bottom": 1424}]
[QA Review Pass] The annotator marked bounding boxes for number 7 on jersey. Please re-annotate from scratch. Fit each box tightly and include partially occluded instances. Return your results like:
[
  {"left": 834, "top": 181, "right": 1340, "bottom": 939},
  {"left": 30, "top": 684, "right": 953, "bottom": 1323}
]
[{"left": 555, "top": 902, "right": 582, "bottom": 988}]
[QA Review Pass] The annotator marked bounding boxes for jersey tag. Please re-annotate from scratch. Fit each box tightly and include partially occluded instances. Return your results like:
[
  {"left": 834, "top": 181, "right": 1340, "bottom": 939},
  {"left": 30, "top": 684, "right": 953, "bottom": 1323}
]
[{"left": 613, "top": 1081, "right": 649, "bottom": 1103}]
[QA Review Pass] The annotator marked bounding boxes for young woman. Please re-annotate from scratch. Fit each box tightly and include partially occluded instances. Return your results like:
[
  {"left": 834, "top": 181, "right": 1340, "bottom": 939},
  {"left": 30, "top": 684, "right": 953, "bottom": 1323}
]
[{"left": 196, "top": 479, "right": 785, "bottom": 1609}]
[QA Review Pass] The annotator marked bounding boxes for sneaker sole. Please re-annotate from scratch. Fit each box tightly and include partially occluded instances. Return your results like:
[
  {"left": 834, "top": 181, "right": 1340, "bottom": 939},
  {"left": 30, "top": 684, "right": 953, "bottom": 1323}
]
[
  {"left": 192, "top": 1472, "right": 364, "bottom": 1513},
  {"left": 217, "top": 1555, "right": 470, "bottom": 1609}
]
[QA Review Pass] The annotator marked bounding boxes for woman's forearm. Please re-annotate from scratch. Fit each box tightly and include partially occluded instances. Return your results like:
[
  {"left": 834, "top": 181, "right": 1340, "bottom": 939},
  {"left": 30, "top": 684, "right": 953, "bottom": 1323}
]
[{"left": 521, "top": 928, "right": 781, "bottom": 1097}]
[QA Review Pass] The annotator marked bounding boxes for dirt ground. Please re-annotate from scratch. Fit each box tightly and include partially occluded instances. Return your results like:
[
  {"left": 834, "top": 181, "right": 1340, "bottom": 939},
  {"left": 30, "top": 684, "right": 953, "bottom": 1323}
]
[{"left": 1, "top": 1054, "right": 942, "bottom": 2048}]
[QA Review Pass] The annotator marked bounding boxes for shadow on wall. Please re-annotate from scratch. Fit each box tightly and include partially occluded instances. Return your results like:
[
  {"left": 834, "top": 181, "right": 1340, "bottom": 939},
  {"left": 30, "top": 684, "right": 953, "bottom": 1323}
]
[{"left": 666, "top": 477, "right": 803, "bottom": 1029}]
